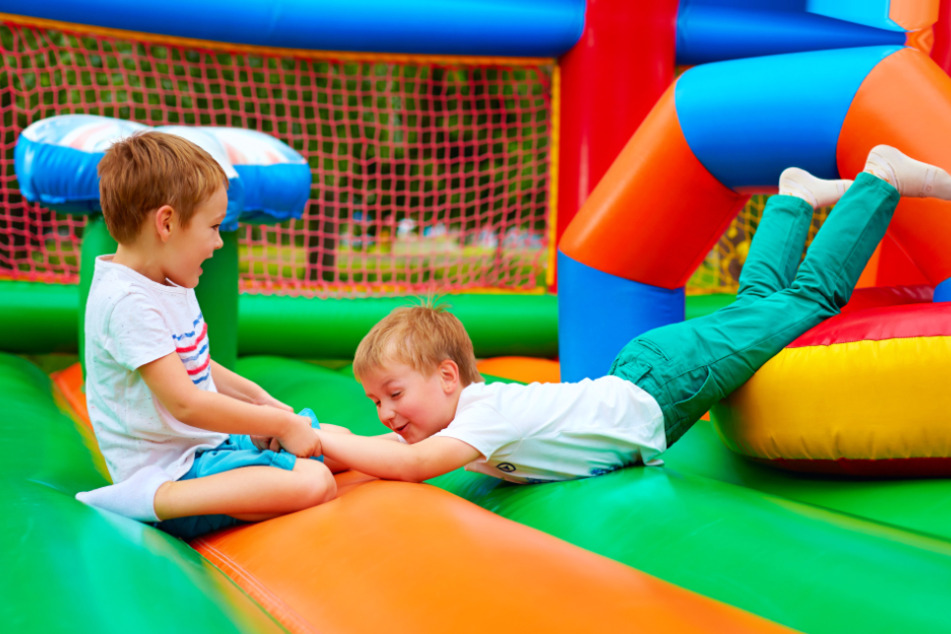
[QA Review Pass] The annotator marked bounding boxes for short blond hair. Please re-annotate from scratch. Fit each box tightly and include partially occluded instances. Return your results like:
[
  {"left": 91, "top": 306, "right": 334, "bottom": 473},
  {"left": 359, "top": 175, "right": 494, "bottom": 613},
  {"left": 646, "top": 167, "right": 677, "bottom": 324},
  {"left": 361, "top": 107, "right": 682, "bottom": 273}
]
[
  {"left": 98, "top": 131, "right": 228, "bottom": 244},
  {"left": 353, "top": 304, "right": 482, "bottom": 386}
]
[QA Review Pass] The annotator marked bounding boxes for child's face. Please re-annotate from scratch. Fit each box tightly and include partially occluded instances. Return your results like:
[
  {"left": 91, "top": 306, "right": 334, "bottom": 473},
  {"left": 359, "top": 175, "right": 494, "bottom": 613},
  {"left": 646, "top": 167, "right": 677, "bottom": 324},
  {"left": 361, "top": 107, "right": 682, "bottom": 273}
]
[
  {"left": 360, "top": 360, "right": 458, "bottom": 443},
  {"left": 164, "top": 186, "right": 227, "bottom": 288}
]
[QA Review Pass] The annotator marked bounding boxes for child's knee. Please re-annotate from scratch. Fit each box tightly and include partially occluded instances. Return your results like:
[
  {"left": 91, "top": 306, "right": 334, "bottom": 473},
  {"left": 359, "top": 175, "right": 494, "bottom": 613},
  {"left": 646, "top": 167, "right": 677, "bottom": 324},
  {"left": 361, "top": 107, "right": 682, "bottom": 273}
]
[{"left": 291, "top": 459, "right": 337, "bottom": 506}]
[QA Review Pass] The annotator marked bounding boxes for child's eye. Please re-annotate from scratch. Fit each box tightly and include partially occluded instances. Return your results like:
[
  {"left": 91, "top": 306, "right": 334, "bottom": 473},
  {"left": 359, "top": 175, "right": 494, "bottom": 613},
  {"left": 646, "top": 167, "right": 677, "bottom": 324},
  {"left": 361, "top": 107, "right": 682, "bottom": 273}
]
[{"left": 390, "top": 391, "right": 402, "bottom": 399}]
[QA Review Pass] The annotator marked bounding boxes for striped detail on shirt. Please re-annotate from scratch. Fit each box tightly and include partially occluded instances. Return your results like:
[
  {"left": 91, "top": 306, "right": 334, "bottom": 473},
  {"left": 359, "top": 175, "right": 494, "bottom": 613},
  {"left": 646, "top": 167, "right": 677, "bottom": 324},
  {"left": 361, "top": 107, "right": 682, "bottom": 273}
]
[{"left": 174, "top": 314, "right": 211, "bottom": 385}]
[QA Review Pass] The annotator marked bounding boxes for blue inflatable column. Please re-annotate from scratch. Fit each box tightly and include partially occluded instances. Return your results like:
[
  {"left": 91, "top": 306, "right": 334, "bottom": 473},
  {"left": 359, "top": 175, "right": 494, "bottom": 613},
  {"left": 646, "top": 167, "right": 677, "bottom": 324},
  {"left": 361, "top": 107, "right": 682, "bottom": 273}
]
[
  {"left": 558, "top": 252, "right": 684, "bottom": 381},
  {"left": 933, "top": 277, "right": 951, "bottom": 302}
]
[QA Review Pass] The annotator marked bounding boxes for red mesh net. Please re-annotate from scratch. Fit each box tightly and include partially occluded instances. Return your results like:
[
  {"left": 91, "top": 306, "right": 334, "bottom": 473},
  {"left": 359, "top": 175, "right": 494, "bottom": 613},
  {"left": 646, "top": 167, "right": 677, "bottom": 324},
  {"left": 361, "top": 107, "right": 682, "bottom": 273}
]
[{"left": 0, "top": 18, "right": 554, "bottom": 295}]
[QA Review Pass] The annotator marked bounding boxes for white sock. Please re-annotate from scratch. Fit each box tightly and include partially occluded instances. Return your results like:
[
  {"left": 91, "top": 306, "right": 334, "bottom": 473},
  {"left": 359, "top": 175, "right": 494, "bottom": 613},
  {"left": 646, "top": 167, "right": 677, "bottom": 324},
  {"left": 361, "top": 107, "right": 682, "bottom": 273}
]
[
  {"left": 864, "top": 145, "right": 951, "bottom": 199},
  {"left": 75, "top": 465, "right": 171, "bottom": 522},
  {"left": 779, "top": 167, "right": 852, "bottom": 209}
]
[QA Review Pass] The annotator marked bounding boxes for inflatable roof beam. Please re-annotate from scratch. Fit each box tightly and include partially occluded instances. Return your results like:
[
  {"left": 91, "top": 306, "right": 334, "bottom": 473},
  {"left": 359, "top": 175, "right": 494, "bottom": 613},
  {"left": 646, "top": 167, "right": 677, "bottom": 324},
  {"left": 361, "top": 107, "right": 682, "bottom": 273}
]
[
  {"left": 556, "top": 0, "right": 680, "bottom": 259},
  {"left": 2, "top": 0, "right": 586, "bottom": 57},
  {"left": 809, "top": 0, "right": 940, "bottom": 32},
  {"left": 836, "top": 45, "right": 951, "bottom": 301},
  {"left": 557, "top": 83, "right": 748, "bottom": 380},
  {"left": 559, "top": 44, "right": 951, "bottom": 381},
  {"left": 676, "top": 0, "right": 906, "bottom": 65}
]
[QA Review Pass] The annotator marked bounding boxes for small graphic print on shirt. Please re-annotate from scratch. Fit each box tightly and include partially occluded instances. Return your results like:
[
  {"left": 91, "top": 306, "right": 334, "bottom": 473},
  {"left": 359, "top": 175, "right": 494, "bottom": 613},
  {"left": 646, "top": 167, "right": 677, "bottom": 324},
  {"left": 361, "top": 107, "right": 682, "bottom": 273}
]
[
  {"left": 173, "top": 313, "right": 211, "bottom": 385},
  {"left": 496, "top": 462, "right": 516, "bottom": 473}
]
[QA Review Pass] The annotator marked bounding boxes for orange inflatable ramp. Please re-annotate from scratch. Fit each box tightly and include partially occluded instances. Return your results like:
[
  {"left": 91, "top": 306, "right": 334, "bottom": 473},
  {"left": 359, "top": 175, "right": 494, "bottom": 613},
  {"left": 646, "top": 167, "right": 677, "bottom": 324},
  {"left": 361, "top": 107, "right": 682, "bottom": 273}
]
[
  {"left": 55, "top": 364, "right": 792, "bottom": 632},
  {"left": 193, "top": 471, "right": 795, "bottom": 634}
]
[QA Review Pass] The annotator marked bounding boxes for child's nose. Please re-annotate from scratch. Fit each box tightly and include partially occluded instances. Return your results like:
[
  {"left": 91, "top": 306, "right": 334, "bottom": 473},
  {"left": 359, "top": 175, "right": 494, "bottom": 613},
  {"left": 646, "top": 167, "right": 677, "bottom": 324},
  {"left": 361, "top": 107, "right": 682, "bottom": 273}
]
[{"left": 214, "top": 231, "right": 224, "bottom": 250}]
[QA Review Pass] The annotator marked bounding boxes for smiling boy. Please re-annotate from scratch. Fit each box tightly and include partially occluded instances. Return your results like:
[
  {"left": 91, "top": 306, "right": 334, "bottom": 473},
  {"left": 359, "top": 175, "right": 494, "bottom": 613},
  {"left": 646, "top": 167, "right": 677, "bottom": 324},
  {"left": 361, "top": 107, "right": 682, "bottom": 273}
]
[{"left": 76, "top": 131, "right": 343, "bottom": 538}]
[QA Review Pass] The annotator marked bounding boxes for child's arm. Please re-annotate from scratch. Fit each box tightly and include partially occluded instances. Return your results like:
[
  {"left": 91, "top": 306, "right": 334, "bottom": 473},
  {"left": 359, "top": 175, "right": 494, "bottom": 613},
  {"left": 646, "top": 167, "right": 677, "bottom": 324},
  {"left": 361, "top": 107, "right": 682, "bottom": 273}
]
[
  {"left": 316, "top": 431, "right": 481, "bottom": 482},
  {"left": 210, "top": 360, "right": 292, "bottom": 411},
  {"left": 139, "top": 353, "right": 318, "bottom": 457}
]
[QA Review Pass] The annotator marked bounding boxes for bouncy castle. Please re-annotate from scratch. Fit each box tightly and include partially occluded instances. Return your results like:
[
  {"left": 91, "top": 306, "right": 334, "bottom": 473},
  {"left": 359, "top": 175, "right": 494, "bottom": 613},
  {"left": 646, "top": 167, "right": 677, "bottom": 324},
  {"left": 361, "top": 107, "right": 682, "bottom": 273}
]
[{"left": 4, "top": 1, "right": 951, "bottom": 632}]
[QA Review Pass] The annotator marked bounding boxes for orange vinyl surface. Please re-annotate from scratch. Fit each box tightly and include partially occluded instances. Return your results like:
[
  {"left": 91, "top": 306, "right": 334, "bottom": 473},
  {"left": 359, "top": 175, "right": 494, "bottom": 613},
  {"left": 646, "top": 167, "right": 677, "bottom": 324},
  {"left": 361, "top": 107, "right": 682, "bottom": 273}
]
[
  {"left": 193, "top": 474, "right": 795, "bottom": 634},
  {"left": 54, "top": 361, "right": 791, "bottom": 634},
  {"left": 477, "top": 355, "right": 560, "bottom": 383},
  {"left": 559, "top": 82, "right": 749, "bottom": 289},
  {"left": 838, "top": 46, "right": 951, "bottom": 285},
  {"left": 890, "top": 0, "right": 940, "bottom": 31},
  {"left": 51, "top": 362, "right": 90, "bottom": 432}
]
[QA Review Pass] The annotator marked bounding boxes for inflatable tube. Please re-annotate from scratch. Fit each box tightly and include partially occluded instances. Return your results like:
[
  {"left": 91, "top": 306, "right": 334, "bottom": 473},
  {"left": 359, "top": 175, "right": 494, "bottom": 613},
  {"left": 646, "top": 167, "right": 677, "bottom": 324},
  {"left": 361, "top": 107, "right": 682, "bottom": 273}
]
[
  {"left": 14, "top": 115, "right": 148, "bottom": 214},
  {"left": 837, "top": 46, "right": 951, "bottom": 286},
  {"left": 676, "top": 3, "right": 905, "bottom": 65},
  {"left": 203, "top": 127, "right": 311, "bottom": 225},
  {"left": 809, "top": 0, "right": 939, "bottom": 31},
  {"left": 556, "top": 0, "right": 679, "bottom": 249},
  {"left": 15, "top": 116, "right": 314, "bottom": 231},
  {"left": 712, "top": 286, "right": 951, "bottom": 476},
  {"left": 1, "top": 0, "right": 585, "bottom": 57},
  {"left": 0, "top": 282, "right": 79, "bottom": 353},
  {"left": 557, "top": 81, "right": 746, "bottom": 379},
  {"left": 0, "top": 280, "right": 559, "bottom": 358},
  {"left": 238, "top": 292, "right": 558, "bottom": 359}
]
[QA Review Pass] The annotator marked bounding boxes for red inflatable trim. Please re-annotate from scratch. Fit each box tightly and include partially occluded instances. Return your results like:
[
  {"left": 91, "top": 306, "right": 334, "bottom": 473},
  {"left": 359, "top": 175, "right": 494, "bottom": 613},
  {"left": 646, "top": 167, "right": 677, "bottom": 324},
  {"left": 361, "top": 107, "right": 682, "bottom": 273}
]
[
  {"left": 756, "top": 456, "right": 951, "bottom": 478},
  {"left": 788, "top": 288, "right": 951, "bottom": 348}
]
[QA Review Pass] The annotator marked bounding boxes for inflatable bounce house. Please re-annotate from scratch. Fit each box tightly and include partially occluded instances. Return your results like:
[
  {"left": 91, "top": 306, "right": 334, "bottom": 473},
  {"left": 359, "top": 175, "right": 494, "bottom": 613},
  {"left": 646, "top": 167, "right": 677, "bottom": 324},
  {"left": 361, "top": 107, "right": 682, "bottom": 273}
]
[{"left": 4, "top": 1, "right": 951, "bottom": 632}]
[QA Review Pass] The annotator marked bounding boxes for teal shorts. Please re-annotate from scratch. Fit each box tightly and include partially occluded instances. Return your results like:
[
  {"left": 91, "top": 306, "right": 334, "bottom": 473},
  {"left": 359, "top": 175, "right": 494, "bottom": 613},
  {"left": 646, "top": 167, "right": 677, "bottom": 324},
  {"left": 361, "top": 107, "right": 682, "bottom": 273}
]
[{"left": 156, "top": 409, "right": 320, "bottom": 540}]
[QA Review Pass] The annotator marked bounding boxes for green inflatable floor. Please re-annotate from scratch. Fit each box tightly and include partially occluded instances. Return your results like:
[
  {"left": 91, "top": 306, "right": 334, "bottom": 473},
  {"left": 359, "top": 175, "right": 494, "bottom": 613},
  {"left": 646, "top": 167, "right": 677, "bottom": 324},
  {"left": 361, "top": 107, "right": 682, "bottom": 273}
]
[
  {"left": 6, "top": 351, "right": 951, "bottom": 634},
  {"left": 0, "top": 354, "right": 284, "bottom": 633},
  {"left": 238, "top": 355, "right": 951, "bottom": 634}
]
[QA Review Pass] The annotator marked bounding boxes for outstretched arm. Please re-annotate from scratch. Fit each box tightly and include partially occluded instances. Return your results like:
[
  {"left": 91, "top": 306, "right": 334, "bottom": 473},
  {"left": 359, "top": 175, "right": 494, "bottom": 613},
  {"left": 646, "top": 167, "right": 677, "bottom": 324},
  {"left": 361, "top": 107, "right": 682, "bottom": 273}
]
[{"left": 317, "top": 431, "right": 481, "bottom": 482}]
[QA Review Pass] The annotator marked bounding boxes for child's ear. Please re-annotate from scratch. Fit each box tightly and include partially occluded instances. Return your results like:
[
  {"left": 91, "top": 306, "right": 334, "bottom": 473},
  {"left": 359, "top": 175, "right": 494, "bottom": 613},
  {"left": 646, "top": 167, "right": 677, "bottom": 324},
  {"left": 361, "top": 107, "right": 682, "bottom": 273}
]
[
  {"left": 154, "top": 205, "right": 176, "bottom": 242},
  {"left": 438, "top": 359, "right": 460, "bottom": 393}
]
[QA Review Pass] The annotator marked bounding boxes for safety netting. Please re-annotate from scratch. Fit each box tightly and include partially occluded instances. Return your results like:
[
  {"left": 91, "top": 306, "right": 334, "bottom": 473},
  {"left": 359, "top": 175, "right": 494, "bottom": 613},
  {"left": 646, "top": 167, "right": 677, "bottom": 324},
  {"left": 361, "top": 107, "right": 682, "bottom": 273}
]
[
  {"left": 0, "top": 17, "right": 554, "bottom": 296},
  {"left": 0, "top": 16, "right": 794, "bottom": 297}
]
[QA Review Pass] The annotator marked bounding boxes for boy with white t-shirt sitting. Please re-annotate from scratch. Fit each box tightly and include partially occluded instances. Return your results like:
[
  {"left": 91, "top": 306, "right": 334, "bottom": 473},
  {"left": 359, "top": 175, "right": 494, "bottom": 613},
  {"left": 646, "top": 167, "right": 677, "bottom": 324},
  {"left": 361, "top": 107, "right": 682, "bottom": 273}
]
[
  {"left": 311, "top": 146, "right": 951, "bottom": 483},
  {"left": 76, "top": 131, "right": 348, "bottom": 538}
]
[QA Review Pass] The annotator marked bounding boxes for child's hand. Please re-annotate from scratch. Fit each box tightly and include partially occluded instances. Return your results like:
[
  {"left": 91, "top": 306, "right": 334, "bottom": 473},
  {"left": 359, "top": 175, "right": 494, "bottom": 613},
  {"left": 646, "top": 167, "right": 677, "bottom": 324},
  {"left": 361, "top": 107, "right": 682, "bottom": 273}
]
[
  {"left": 250, "top": 434, "right": 275, "bottom": 451},
  {"left": 276, "top": 413, "right": 320, "bottom": 457}
]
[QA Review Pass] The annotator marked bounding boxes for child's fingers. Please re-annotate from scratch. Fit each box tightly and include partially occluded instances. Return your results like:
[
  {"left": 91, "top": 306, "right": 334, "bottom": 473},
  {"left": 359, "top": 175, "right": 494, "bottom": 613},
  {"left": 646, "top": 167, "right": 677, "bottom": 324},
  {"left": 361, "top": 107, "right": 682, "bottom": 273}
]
[{"left": 249, "top": 435, "right": 272, "bottom": 450}]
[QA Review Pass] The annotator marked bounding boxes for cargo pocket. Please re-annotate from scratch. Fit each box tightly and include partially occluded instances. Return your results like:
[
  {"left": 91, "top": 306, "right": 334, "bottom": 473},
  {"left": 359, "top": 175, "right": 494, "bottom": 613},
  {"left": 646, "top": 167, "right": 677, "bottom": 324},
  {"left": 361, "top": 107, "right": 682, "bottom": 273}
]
[{"left": 664, "top": 365, "right": 718, "bottom": 446}]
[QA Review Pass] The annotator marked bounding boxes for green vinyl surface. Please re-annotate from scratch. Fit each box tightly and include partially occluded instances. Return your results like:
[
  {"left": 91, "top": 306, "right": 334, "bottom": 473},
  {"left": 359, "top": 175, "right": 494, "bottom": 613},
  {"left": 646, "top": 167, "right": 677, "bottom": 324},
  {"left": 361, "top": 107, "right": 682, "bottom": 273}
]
[
  {"left": 239, "top": 355, "right": 951, "bottom": 634},
  {"left": 0, "top": 353, "right": 285, "bottom": 634}
]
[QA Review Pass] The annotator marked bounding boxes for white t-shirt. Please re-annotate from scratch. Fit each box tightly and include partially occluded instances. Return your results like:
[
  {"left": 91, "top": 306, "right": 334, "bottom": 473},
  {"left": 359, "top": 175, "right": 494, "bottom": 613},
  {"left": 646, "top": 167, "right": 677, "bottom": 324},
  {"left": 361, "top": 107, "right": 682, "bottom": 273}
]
[
  {"left": 84, "top": 256, "right": 228, "bottom": 483},
  {"left": 435, "top": 376, "right": 666, "bottom": 483}
]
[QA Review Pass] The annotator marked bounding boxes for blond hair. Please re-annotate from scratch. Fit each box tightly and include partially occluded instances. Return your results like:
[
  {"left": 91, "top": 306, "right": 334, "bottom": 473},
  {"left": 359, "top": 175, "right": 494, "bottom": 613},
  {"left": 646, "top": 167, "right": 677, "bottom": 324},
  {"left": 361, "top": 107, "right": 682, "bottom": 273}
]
[
  {"left": 353, "top": 304, "right": 482, "bottom": 386},
  {"left": 98, "top": 131, "right": 228, "bottom": 244}
]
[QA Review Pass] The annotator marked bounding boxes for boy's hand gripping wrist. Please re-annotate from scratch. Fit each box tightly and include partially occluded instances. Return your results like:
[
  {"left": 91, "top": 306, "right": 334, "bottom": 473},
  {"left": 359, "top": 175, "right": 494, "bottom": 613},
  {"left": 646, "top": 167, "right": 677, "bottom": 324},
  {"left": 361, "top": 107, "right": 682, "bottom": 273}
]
[{"left": 276, "top": 412, "right": 319, "bottom": 457}]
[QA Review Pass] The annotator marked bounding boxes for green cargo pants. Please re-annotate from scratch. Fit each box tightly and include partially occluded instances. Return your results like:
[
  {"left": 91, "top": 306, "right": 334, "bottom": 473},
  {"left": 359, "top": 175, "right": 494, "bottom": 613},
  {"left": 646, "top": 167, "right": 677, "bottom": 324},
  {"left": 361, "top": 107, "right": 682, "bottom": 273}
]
[{"left": 610, "top": 172, "right": 900, "bottom": 446}]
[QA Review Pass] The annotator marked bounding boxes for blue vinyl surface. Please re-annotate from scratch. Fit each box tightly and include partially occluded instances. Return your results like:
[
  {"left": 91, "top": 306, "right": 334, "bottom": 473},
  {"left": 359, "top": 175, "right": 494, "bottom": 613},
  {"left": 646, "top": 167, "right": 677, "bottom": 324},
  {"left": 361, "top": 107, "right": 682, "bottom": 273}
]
[
  {"left": 677, "top": 3, "right": 905, "bottom": 65},
  {"left": 675, "top": 45, "right": 902, "bottom": 190},
  {"left": 5, "top": 0, "right": 585, "bottom": 57},
  {"left": 558, "top": 251, "right": 685, "bottom": 382}
]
